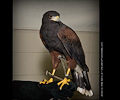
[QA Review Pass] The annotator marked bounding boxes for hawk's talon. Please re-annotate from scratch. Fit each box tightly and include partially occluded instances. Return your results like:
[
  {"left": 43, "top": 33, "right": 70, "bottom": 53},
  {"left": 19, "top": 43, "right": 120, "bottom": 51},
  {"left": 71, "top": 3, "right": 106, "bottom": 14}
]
[{"left": 57, "top": 78, "right": 70, "bottom": 90}]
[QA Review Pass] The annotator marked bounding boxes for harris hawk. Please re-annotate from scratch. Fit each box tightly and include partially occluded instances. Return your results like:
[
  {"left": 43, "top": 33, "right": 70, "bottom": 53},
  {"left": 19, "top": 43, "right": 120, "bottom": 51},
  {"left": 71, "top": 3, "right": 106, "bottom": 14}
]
[{"left": 39, "top": 11, "right": 93, "bottom": 96}]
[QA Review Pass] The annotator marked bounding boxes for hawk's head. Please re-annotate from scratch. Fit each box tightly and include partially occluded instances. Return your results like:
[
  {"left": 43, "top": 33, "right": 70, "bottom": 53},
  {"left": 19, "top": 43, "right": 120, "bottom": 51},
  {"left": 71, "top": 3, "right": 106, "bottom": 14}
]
[{"left": 42, "top": 11, "right": 60, "bottom": 23}]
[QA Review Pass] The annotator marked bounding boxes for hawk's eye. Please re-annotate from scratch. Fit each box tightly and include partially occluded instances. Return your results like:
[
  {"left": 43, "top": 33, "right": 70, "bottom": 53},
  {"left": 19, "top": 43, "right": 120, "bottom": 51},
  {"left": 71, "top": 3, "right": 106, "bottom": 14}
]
[{"left": 49, "top": 15, "right": 52, "bottom": 18}]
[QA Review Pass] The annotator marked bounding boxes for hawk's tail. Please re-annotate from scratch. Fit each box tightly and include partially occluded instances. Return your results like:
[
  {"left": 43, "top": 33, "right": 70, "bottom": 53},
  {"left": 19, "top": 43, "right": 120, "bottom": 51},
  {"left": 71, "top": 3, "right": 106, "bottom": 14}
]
[{"left": 71, "top": 65, "right": 93, "bottom": 96}]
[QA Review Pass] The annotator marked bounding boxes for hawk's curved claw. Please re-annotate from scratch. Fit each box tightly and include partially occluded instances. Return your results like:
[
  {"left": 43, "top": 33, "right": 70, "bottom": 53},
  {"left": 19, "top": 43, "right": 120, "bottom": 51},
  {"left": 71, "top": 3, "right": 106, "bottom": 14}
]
[{"left": 57, "top": 78, "right": 70, "bottom": 90}]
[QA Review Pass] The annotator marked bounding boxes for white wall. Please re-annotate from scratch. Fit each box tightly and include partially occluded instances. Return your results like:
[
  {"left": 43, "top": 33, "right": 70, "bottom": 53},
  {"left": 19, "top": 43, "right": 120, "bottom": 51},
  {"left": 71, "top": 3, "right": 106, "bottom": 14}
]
[{"left": 13, "top": 0, "right": 99, "bottom": 32}]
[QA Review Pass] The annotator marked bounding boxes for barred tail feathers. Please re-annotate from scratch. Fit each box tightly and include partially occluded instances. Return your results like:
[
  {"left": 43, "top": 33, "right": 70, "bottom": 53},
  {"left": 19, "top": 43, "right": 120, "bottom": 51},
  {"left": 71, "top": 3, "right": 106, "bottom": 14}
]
[{"left": 71, "top": 65, "right": 93, "bottom": 96}]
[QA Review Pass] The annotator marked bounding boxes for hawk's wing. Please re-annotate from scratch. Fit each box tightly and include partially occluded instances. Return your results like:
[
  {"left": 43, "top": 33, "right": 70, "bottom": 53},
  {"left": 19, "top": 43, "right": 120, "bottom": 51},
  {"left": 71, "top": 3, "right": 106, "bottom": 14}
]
[{"left": 57, "top": 26, "right": 89, "bottom": 71}]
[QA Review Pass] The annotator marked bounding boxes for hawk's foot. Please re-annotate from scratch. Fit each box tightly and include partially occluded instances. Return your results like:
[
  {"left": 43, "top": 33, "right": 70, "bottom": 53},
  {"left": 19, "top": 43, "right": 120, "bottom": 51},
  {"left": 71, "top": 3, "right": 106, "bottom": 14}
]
[
  {"left": 39, "top": 78, "right": 53, "bottom": 84},
  {"left": 57, "top": 77, "right": 70, "bottom": 90},
  {"left": 46, "top": 78, "right": 53, "bottom": 84}
]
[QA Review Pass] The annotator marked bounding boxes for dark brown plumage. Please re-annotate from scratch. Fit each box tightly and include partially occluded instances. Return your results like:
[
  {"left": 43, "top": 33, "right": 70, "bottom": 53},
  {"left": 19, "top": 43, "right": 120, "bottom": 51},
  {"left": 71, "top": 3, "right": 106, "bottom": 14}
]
[{"left": 39, "top": 11, "right": 93, "bottom": 96}]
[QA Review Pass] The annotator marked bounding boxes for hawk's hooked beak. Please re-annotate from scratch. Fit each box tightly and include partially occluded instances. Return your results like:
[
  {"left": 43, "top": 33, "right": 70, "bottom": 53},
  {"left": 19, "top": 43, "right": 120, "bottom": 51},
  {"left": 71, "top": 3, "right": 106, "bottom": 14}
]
[{"left": 51, "top": 16, "right": 60, "bottom": 22}]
